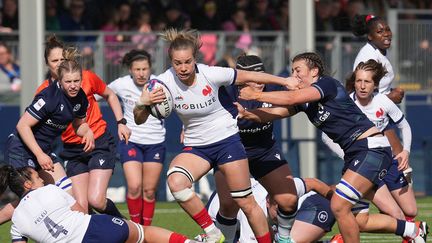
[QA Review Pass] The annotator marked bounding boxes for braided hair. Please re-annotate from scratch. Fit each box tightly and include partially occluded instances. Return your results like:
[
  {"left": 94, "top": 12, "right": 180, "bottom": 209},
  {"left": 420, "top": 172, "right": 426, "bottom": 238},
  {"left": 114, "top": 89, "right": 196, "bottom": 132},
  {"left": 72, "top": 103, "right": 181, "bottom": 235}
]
[{"left": 292, "top": 52, "right": 327, "bottom": 77}]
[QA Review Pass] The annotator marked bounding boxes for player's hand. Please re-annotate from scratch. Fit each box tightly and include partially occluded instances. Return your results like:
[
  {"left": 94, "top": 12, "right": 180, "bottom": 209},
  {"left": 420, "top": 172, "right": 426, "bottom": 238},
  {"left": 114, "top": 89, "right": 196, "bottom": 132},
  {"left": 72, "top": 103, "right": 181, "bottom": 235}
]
[
  {"left": 138, "top": 84, "right": 152, "bottom": 106},
  {"left": 118, "top": 124, "right": 131, "bottom": 144},
  {"left": 239, "top": 86, "right": 259, "bottom": 101},
  {"left": 81, "top": 130, "right": 95, "bottom": 153},
  {"left": 395, "top": 150, "right": 410, "bottom": 171},
  {"left": 37, "top": 153, "right": 54, "bottom": 172},
  {"left": 284, "top": 77, "right": 300, "bottom": 90},
  {"left": 148, "top": 87, "right": 166, "bottom": 104},
  {"left": 234, "top": 102, "right": 247, "bottom": 119}
]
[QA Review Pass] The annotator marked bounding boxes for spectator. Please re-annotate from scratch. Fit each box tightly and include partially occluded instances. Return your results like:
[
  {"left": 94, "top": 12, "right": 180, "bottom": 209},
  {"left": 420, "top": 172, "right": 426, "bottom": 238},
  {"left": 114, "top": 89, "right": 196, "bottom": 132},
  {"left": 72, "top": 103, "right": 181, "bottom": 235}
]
[
  {"left": 275, "top": 0, "right": 289, "bottom": 31},
  {"left": 59, "top": 0, "right": 95, "bottom": 43},
  {"left": 1, "top": 0, "right": 18, "bottom": 30},
  {"left": 0, "top": 42, "right": 20, "bottom": 93},
  {"left": 45, "top": 0, "right": 60, "bottom": 31},
  {"left": 193, "top": 0, "right": 222, "bottom": 30},
  {"left": 249, "top": 0, "right": 280, "bottom": 31},
  {"left": 131, "top": 8, "right": 157, "bottom": 52},
  {"left": 164, "top": 4, "right": 191, "bottom": 30}
]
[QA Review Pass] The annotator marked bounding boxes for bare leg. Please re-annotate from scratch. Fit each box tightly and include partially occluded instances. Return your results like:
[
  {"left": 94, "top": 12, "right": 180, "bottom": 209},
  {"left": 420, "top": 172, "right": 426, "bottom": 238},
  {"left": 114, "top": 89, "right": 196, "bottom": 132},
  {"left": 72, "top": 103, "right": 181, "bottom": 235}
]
[
  {"left": 290, "top": 220, "right": 326, "bottom": 243},
  {"left": 69, "top": 173, "right": 90, "bottom": 213},
  {"left": 331, "top": 169, "right": 375, "bottom": 243},
  {"left": 219, "top": 159, "right": 270, "bottom": 238}
]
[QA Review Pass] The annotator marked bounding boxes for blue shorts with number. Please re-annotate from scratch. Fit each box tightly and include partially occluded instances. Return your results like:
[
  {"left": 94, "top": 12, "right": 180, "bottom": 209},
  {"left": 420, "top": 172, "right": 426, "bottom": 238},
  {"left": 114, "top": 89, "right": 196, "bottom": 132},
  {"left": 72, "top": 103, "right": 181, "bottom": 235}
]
[
  {"left": 118, "top": 140, "right": 166, "bottom": 164},
  {"left": 296, "top": 194, "right": 335, "bottom": 232},
  {"left": 61, "top": 132, "right": 117, "bottom": 177},
  {"left": 181, "top": 134, "right": 247, "bottom": 168},
  {"left": 5, "top": 133, "right": 62, "bottom": 170},
  {"left": 378, "top": 158, "right": 408, "bottom": 191},
  {"left": 82, "top": 215, "right": 129, "bottom": 243}
]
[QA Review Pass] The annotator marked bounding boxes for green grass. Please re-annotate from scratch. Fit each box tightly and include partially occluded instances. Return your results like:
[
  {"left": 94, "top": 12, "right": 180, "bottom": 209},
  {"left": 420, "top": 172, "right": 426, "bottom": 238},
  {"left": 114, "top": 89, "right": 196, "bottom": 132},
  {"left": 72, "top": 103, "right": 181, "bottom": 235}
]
[{"left": 1, "top": 197, "right": 431, "bottom": 242}]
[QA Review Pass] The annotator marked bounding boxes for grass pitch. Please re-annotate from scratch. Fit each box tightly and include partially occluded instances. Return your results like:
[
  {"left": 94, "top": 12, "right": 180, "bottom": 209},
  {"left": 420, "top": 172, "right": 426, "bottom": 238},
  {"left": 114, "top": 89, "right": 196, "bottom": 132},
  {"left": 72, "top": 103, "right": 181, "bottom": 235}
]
[{"left": 0, "top": 197, "right": 431, "bottom": 242}]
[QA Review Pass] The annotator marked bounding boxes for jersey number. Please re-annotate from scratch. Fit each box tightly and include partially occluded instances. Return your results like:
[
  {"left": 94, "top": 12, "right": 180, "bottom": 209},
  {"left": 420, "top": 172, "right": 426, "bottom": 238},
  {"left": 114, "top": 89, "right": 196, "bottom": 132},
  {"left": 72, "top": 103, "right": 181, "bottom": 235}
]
[{"left": 43, "top": 216, "right": 68, "bottom": 238}]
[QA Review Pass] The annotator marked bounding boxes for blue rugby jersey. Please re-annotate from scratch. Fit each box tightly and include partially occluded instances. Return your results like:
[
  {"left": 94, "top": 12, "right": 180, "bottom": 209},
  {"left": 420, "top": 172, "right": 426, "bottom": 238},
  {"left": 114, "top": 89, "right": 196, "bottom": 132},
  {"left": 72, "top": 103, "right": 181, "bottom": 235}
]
[
  {"left": 225, "top": 84, "right": 285, "bottom": 148},
  {"left": 295, "top": 76, "right": 374, "bottom": 151},
  {"left": 21, "top": 82, "right": 88, "bottom": 152}
]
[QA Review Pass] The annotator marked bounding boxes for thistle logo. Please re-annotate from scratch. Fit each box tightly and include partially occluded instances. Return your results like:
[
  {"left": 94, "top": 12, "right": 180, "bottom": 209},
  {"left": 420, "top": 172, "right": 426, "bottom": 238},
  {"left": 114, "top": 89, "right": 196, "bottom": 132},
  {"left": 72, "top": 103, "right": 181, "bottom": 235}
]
[
  {"left": 202, "top": 85, "right": 212, "bottom": 96},
  {"left": 376, "top": 108, "right": 384, "bottom": 118}
]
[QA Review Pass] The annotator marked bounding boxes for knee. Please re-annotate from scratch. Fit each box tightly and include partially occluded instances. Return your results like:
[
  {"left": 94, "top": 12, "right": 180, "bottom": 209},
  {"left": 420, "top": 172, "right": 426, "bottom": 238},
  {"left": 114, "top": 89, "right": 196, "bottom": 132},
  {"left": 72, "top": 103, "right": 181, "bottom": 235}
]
[
  {"left": 330, "top": 197, "right": 351, "bottom": 218},
  {"left": 166, "top": 166, "right": 194, "bottom": 192},
  {"left": 233, "top": 196, "right": 259, "bottom": 215},
  {"left": 402, "top": 205, "right": 417, "bottom": 218},
  {"left": 142, "top": 188, "right": 156, "bottom": 201},
  {"left": 88, "top": 194, "right": 106, "bottom": 210},
  {"left": 127, "top": 184, "right": 142, "bottom": 198}
]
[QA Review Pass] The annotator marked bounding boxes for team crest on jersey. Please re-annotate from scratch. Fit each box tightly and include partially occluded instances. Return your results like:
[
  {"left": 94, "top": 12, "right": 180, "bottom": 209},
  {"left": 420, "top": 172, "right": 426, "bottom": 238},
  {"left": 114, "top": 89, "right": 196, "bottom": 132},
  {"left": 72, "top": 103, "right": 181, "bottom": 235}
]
[
  {"left": 375, "top": 108, "right": 384, "bottom": 118},
  {"left": 317, "top": 211, "right": 328, "bottom": 223},
  {"left": 28, "top": 159, "right": 35, "bottom": 167},
  {"left": 33, "top": 98, "right": 46, "bottom": 111},
  {"left": 202, "top": 85, "right": 212, "bottom": 96},
  {"left": 73, "top": 104, "right": 81, "bottom": 112},
  {"left": 175, "top": 95, "right": 184, "bottom": 101}
]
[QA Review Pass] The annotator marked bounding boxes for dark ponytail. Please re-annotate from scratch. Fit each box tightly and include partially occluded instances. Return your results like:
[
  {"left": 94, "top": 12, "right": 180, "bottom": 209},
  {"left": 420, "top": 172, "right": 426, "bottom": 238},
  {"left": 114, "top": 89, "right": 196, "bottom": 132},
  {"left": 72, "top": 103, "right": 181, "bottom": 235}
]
[{"left": 0, "top": 165, "right": 33, "bottom": 198}]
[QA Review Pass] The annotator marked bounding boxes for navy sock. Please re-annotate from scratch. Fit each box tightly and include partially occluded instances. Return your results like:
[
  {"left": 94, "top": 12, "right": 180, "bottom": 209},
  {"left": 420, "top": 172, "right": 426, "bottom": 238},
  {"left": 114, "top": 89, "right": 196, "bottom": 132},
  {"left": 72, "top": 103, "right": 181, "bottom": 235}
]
[
  {"left": 100, "top": 198, "right": 124, "bottom": 218},
  {"left": 395, "top": 219, "right": 406, "bottom": 236}
]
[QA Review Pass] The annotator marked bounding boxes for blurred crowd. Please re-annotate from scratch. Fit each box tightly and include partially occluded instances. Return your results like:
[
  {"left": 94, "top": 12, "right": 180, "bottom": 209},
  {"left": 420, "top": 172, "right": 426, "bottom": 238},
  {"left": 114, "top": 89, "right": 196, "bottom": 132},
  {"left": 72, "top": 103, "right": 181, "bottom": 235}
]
[
  {"left": 0, "top": 0, "right": 432, "bottom": 95},
  {"left": 0, "top": 0, "right": 431, "bottom": 34}
]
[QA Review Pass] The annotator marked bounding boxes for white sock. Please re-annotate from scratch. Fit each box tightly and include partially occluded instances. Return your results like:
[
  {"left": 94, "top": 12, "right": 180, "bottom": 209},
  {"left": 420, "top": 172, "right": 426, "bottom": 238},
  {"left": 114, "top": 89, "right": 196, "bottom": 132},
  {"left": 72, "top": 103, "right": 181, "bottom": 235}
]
[
  {"left": 403, "top": 221, "right": 417, "bottom": 238},
  {"left": 277, "top": 209, "right": 296, "bottom": 239},
  {"left": 204, "top": 223, "right": 217, "bottom": 234}
]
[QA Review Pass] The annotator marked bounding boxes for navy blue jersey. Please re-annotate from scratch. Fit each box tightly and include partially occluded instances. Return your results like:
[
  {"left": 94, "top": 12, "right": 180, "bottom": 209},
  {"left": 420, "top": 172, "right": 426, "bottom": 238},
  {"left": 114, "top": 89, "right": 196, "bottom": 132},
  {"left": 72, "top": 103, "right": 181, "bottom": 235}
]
[
  {"left": 22, "top": 82, "right": 88, "bottom": 152},
  {"left": 294, "top": 76, "right": 374, "bottom": 151},
  {"left": 225, "top": 84, "right": 285, "bottom": 148}
]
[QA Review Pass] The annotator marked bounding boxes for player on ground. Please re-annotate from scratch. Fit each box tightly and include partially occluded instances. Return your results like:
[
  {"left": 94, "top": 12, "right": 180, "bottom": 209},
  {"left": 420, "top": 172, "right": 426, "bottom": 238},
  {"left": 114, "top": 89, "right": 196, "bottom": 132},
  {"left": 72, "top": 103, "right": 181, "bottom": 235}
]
[
  {"left": 134, "top": 28, "right": 298, "bottom": 243},
  {"left": 236, "top": 52, "right": 428, "bottom": 243},
  {"left": 35, "top": 35, "right": 130, "bottom": 217},
  {"left": 0, "top": 165, "right": 199, "bottom": 243},
  {"left": 109, "top": 49, "right": 165, "bottom": 226}
]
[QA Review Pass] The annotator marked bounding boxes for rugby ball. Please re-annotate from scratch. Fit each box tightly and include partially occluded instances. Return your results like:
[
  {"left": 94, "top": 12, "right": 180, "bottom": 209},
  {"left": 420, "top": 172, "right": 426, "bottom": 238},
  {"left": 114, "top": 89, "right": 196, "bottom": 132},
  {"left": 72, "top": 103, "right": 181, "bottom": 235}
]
[{"left": 146, "top": 79, "right": 173, "bottom": 119}]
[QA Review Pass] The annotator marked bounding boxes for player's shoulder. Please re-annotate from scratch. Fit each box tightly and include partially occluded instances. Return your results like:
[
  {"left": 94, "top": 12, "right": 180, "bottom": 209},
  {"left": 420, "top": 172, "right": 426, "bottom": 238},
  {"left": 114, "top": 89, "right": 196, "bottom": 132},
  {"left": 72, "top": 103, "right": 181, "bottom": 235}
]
[{"left": 109, "top": 75, "right": 132, "bottom": 88}]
